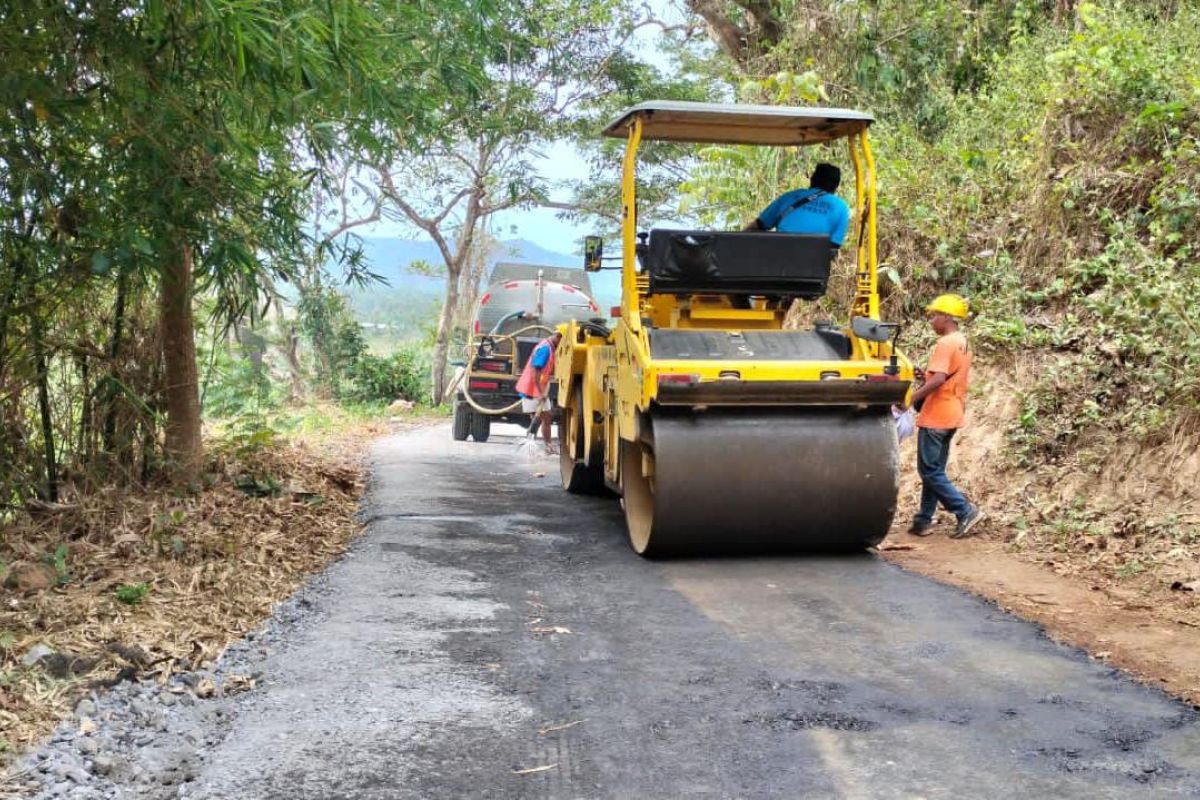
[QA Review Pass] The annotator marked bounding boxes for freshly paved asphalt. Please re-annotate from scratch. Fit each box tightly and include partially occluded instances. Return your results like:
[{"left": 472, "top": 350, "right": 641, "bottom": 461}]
[{"left": 181, "top": 425, "right": 1200, "bottom": 799}]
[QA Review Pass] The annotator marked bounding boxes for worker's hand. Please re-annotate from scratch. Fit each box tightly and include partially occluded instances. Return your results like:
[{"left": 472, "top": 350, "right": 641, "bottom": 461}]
[{"left": 893, "top": 402, "right": 909, "bottom": 414}]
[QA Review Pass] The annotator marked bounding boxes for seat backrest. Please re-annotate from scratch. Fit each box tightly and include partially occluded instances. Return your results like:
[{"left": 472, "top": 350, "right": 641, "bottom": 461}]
[{"left": 646, "top": 229, "right": 832, "bottom": 298}]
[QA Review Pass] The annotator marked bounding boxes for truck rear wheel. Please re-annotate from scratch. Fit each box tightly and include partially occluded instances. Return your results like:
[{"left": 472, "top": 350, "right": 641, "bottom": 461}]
[
  {"left": 452, "top": 401, "right": 471, "bottom": 441},
  {"left": 470, "top": 411, "right": 491, "bottom": 442}
]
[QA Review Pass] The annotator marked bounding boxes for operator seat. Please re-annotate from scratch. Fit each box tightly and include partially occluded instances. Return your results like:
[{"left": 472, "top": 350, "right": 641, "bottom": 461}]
[{"left": 644, "top": 229, "right": 833, "bottom": 299}]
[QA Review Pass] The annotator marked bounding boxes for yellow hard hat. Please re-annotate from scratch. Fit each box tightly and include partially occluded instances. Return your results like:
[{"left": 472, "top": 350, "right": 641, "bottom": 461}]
[{"left": 925, "top": 293, "right": 969, "bottom": 319}]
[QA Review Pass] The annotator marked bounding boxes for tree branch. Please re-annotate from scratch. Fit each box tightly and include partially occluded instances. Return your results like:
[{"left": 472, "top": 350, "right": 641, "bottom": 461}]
[
  {"left": 685, "top": 0, "right": 748, "bottom": 65},
  {"left": 376, "top": 170, "right": 457, "bottom": 268},
  {"left": 320, "top": 168, "right": 385, "bottom": 243},
  {"left": 539, "top": 199, "right": 622, "bottom": 225},
  {"left": 322, "top": 201, "right": 382, "bottom": 243},
  {"left": 633, "top": 5, "right": 703, "bottom": 38},
  {"left": 431, "top": 187, "right": 473, "bottom": 228}
]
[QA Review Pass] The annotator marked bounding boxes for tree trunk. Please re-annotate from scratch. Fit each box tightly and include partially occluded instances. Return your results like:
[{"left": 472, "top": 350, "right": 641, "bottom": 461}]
[
  {"left": 284, "top": 327, "right": 303, "bottom": 401},
  {"left": 687, "top": 0, "right": 749, "bottom": 66},
  {"left": 457, "top": 233, "right": 492, "bottom": 331},
  {"left": 0, "top": 261, "right": 20, "bottom": 482},
  {"left": 102, "top": 266, "right": 128, "bottom": 454},
  {"left": 0, "top": 206, "right": 33, "bottom": 393},
  {"left": 1055, "top": 0, "right": 1079, "bottom": 27},
  {"left": 429, "top": 190, "right": 483, "bottom": 405},
  {"left": 685, "top": 0, "right": 785, "bottom": 69},
  {"left": 273, "top": 296, "right": 304, "bottom": 401},
  {"left": 159, "top": 243, "right": 203, "bottom": 482},
  {"left": 78, "top": 354, "right": 91, "bottom": 461},
  {"left": 30, "top": 313, "right": 58, "bottom": 501},
  {"left": 430, "top": 266, "right": 462, "bottom": 404}
]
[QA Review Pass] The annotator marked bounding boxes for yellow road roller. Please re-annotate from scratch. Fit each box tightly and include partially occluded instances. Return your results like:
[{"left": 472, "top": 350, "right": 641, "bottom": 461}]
[{"left": 555, "top": 101, "right": 914, "bottom": 556}]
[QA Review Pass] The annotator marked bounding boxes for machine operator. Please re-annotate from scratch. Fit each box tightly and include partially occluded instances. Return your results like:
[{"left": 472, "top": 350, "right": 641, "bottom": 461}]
[{"left": 744, "top": 162, "right": 850, "bottom": 249}]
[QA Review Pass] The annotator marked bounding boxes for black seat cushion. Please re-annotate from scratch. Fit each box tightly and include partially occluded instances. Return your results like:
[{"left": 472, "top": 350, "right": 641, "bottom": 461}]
[{"left": 646, "top": 229, "right": 832, "bottom": 298}]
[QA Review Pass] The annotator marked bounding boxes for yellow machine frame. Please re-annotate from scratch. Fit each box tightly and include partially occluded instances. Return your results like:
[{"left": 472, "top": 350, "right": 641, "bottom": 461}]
[{"left": 556, "top": 102, "right": 913, "bottom": 491}]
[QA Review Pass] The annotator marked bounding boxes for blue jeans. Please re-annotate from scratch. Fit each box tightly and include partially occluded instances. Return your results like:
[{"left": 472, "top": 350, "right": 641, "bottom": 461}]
[{"left": 915, "top": 427, "right": 972, "bottom": 523}]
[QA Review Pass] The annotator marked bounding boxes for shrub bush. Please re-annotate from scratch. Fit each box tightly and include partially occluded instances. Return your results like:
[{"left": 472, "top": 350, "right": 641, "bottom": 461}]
[{"left": 344, "top": 345, "right": 429, "bottom": 404}]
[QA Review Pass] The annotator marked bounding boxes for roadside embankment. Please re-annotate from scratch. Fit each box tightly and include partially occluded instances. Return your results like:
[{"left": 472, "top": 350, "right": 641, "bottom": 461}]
[
  {"left": 884, "top": 358, "right": 1200, "bottom": 705},
  {"left": 0, "top": 412, "right": 430, "bottom": 768}
]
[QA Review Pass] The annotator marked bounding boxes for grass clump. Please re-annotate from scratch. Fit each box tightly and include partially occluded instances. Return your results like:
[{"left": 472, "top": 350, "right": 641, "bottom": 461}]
[{"left": 115, "top": 583, "right": 151, "bottom": 606}]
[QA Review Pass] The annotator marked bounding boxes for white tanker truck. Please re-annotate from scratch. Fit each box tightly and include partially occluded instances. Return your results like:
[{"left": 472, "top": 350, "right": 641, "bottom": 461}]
[{"left": 451, "top": 262, "right": 603, "bottom": 442}]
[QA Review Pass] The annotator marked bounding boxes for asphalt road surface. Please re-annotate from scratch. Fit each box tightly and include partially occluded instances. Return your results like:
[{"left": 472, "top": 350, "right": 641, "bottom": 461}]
[{"left": 184, "top": 424, "right": 1200, "bottom": 799}]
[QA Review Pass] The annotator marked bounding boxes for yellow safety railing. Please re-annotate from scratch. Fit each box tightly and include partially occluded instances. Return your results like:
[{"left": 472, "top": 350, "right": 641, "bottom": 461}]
[{"left": 621, "top": 117, "right": 644, "bottom": 330}]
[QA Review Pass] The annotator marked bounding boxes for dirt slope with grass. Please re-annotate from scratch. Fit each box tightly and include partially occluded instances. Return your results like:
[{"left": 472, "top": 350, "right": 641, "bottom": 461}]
[{"left": 883, "top": 353, "right": 1200, "bottom": 705}]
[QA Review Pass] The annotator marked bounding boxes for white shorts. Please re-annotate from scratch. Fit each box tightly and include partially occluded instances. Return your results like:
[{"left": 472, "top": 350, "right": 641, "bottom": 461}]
[{"left": 521, "top": 396, "right": 553, "bottom": 414}]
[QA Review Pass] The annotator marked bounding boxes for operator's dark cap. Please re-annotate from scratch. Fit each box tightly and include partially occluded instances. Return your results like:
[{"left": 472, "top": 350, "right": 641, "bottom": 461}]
[{"left": 811, "top": 163, "right": 841, "bottom": 192}]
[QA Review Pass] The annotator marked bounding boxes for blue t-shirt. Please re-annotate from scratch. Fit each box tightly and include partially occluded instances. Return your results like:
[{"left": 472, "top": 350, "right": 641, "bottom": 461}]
[
  {"left": 519, "top": 341, "right": 553, "bottom": 399},
  {"left": 756, "top": 188, "right": 850, "bottom": 246},
  {"left": 529, "top": 340, "right": 552, "bottom": 369}
]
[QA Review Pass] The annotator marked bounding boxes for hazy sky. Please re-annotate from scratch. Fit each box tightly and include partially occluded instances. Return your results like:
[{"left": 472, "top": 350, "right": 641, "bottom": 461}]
[{"left": 362, "top": 0, "right": 692, "bottom": 259}]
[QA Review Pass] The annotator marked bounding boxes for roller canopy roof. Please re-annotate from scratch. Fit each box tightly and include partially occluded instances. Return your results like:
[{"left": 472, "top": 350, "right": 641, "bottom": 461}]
[{"left": 602, "top": 101, "right": 873, "bottom": 146}]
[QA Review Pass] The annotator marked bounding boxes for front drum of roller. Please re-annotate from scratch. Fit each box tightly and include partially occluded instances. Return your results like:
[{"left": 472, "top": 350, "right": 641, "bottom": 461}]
[{"left": 621, "top": 410, "right": 899, "bottom": 556}]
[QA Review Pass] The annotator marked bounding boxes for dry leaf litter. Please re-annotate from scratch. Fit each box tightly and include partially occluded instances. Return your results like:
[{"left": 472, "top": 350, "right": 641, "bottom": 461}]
[{"left": 0, "top": 428, "right": 375, "bottom": 769}]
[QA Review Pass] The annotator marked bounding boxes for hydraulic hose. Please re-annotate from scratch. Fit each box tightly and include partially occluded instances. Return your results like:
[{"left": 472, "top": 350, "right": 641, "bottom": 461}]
[{"left": 459, "top": 323, "right": 554, "bottom": 416}]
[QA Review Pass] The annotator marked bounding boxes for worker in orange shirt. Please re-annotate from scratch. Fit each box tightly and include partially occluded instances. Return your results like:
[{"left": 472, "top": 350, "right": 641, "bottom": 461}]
[{"left": 900, "top": 294, "right": 985, "bottom": 538}]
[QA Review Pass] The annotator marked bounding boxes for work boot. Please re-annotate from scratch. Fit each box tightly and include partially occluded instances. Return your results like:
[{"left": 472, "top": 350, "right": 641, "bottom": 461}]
[
  {"left": 907, "top": 519, "right": 934, "bottom": 537},
  {"left": 951, "top": 506, "right": 985, "bottom": 539}
]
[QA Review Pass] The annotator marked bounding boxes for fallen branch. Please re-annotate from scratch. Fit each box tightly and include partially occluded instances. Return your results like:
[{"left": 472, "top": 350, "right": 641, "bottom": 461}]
[
  {"left": 538, "top": 719, "right": 585, "bottom": 735},
  {"left": 512, "top": 764, "right": 558, "bottom": 775}
]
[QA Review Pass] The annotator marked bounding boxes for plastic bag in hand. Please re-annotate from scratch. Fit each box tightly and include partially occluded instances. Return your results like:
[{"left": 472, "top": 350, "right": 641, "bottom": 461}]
[{"left": 892, "top": 406, "right": 916, "bottom": 442}]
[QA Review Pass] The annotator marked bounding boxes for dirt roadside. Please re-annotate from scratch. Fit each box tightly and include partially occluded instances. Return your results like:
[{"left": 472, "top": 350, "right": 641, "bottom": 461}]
[
  {"left": 881, "top": 365, "right": 1200, "bottom": 709},
  {"left": 880, "top": 531, "right": 1200, "bottom": 708},
  {"left": 0, "top": 412, "right": 437, "bottom": 766}
]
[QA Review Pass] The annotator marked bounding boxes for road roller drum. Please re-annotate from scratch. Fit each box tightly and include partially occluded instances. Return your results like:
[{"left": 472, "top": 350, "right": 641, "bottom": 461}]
[{"left": 621, "top": 411, "right": 899, "bottom": 556}]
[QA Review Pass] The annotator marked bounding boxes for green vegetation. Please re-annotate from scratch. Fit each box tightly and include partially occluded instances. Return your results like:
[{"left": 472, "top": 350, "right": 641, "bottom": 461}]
[
  {"left": 47, "top": 544, "right": 70, "bottom": 586},
  {"left": 1, "top": 0, "right": 500, "bottom": 503},
  {"left": 4, "top": 0, "right": 1195, "bottom": 547},
  {"left": 868, "top": 3, "right": 1200, "bottom": 456},
  {"left": 115, "top": 583, "right": 151, "bottom": 606},
  {"left": 345, "top": 350, "right": 430, "bottom": 406},
  {"left": 632, "top": 2, "right": 1200, "bottom": 470}
]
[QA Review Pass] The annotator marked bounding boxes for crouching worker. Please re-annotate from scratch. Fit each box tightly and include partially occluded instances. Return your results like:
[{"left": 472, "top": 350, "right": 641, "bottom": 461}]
[
  {"left": 900, "top": 294, "right": 985, "bottom": 539},
  {"left": 515, "top": 330, "right": 563, "bottom": 455}
]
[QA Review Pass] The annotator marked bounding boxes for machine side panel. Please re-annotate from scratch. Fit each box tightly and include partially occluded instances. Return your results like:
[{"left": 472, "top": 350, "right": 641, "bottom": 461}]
[
  {"left": 582, "top": 343, "right": 611, "bottom": 462},
  {"left": 654, "top": 379, "right": 908, "bottom": 406},
  {"left": 615, "top": 326, "right": 648, "bottom": 442}
]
